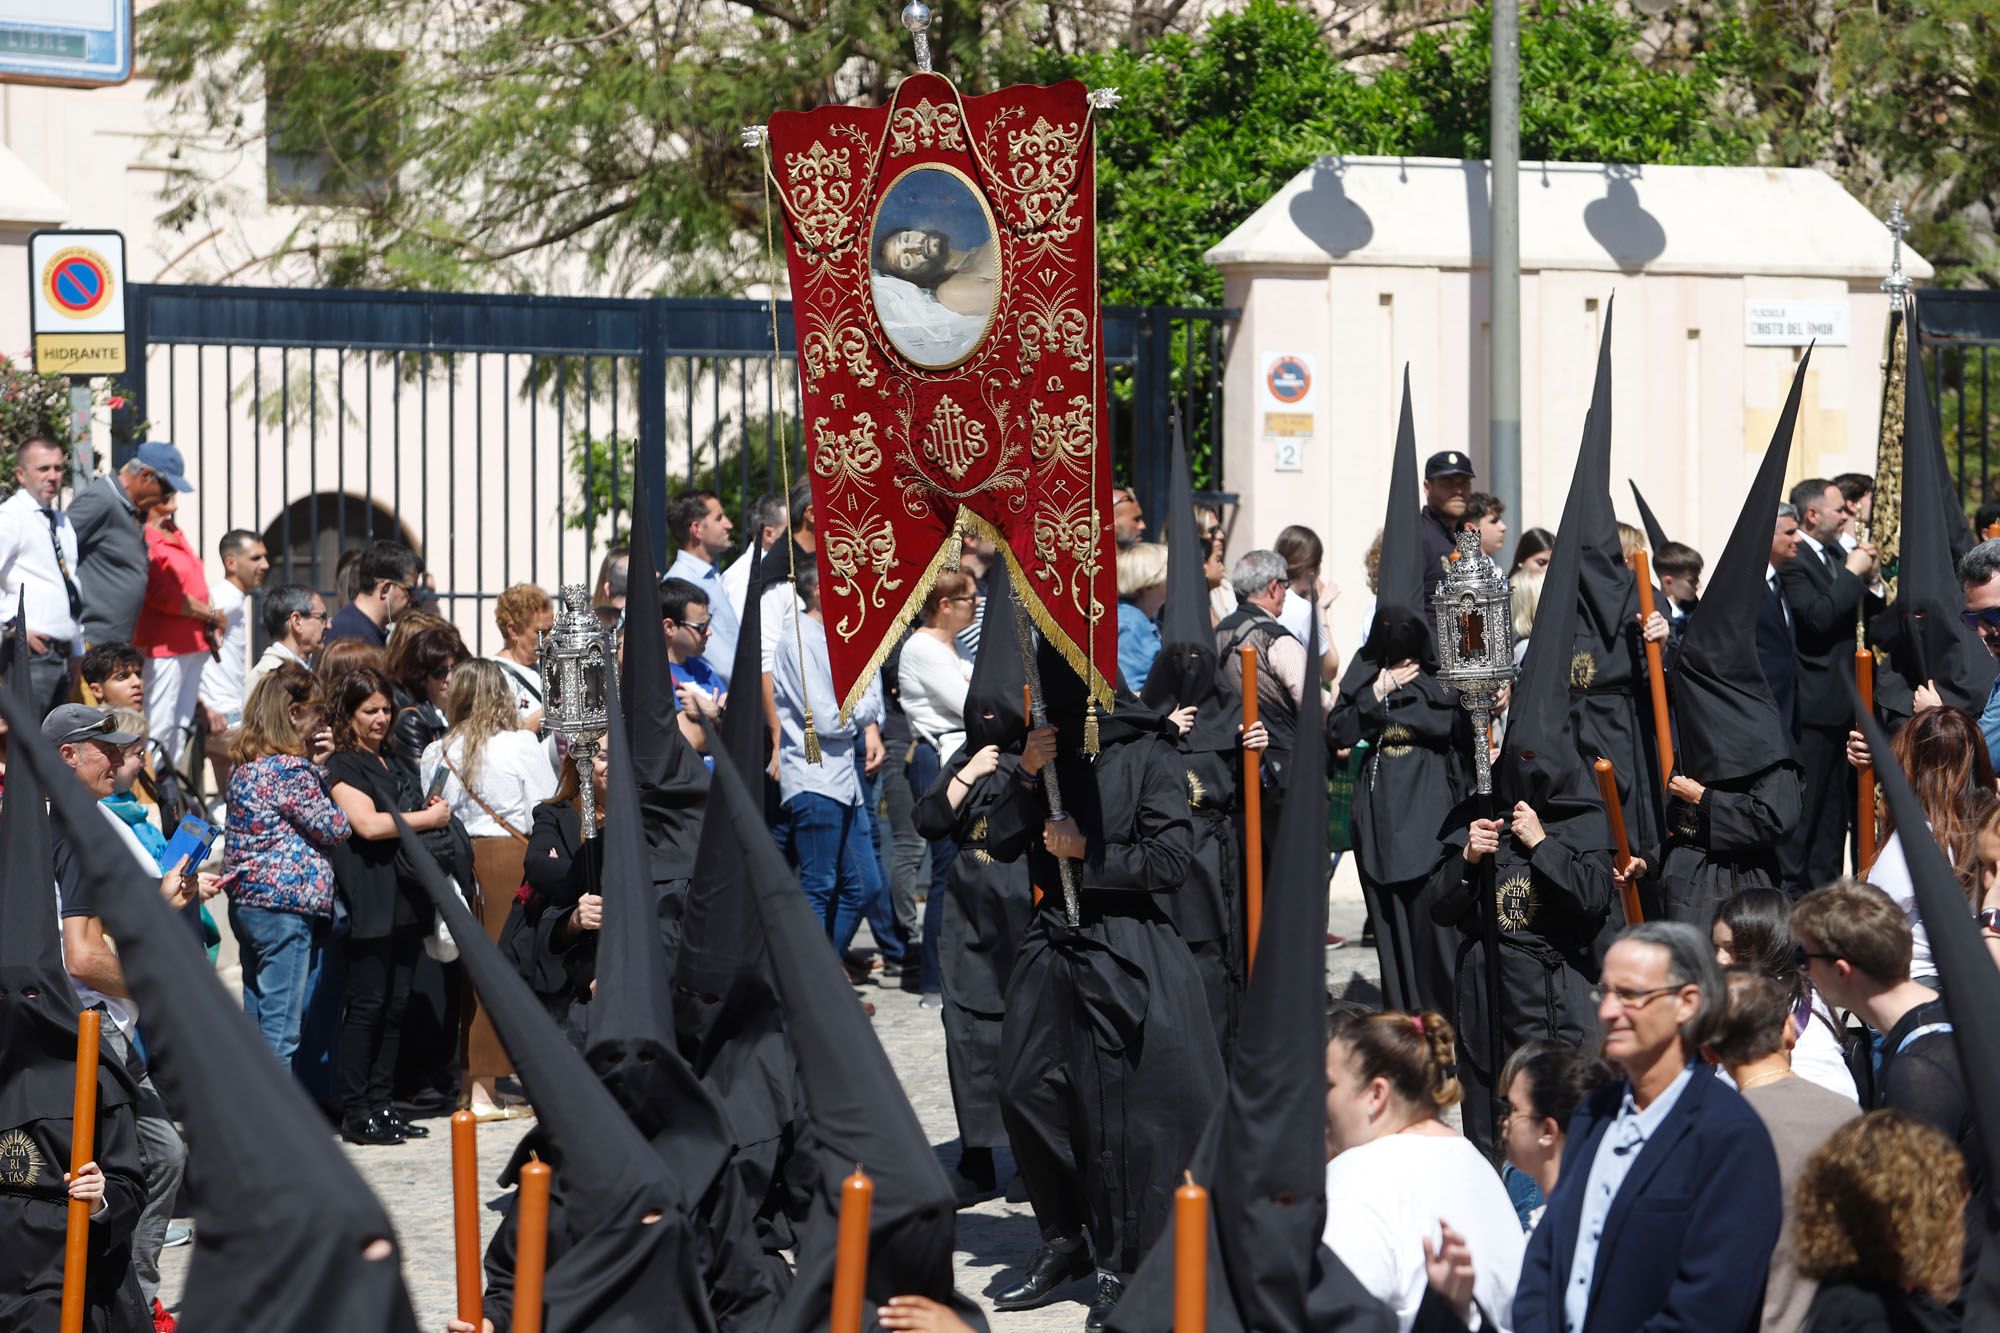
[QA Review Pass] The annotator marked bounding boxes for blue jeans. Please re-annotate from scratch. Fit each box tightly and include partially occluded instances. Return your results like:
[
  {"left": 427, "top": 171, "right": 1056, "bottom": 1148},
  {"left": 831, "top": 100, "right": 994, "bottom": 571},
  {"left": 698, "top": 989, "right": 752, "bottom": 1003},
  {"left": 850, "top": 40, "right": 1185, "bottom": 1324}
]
[
  {"left": 906, "top": 741, "right": 957, "bottom": 994},
  {"left": 782, "top": 793, "right": 878, "bottom": 953},
  {"left": 856, "top": 756, "right": 910, "bottom": 965},
  {"left": 232, "top": 902, "right": 326, "bottom": 1067}
]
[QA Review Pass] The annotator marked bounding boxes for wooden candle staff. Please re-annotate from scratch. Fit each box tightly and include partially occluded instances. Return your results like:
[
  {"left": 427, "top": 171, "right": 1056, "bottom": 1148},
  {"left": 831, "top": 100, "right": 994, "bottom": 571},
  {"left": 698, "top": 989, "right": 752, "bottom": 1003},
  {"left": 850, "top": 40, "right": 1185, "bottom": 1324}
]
[
  {"left": 1856, "top": 650, "right": 1877, "bottom": 869},
  {"left": 60, "top": 1009, "right": 101, "bottom": 1333},
  {"left": 1241, "top": 645, "right": 1264, "bottom": 975},
  {"left": 1174, "top": 1171, "right": 1208, "bottom": 1333},
  {"left": 1594, "top": 759, "right": 1643, "bottom": 926},
  {"left": 452, "top": 1111, "right": 482, "bottom": 1328},
  {"left": 513, "top": 1158, "right": 552, "bottom": 1333},
  {"left": 831, "top": 1166, "right": 874, "bottom": 1333},
  {"left": 1631, "top": 552, "right": 1675, "bottom": 795}
]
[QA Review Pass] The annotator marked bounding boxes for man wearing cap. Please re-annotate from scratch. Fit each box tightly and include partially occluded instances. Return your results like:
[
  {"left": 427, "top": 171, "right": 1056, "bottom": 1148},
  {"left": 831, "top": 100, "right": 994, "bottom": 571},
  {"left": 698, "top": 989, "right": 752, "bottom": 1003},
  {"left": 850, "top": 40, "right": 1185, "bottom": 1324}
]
[
  {"left": 68, "top": 443, "right": 192, "bottom": 649},
  {"left": 1422, "top": 451, "right": 1475, "bottom": 580},
  {"left": 43, "top": 702, "right": 200, "bottom": 1321}
]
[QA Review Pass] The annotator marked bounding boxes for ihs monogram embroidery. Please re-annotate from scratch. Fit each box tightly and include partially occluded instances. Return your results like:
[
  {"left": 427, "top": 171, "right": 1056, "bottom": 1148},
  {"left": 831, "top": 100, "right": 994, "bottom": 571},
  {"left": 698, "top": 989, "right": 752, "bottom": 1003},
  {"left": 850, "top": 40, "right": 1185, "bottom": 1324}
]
[
  {"left": 1570, "top": 651, "right": 1598, "bottom": 690},
  {"left": 1496, "top": 874, "right": 1538, "bottom": 932},
  {"left": 0, "top": 1128, "right": 43, "bottom": 1188}
]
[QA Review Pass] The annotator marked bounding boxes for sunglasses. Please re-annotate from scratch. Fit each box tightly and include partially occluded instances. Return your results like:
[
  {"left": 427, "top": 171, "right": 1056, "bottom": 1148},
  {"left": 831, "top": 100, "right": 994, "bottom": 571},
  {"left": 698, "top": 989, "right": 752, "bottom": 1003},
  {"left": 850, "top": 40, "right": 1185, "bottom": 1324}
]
[
  {"left": 1962, "top": 608, "right": 2000, "bottom": 633},
  {"left": 427, "top": 664, "right": 457, "bottom": 682},
  {"left": 1793, "top": 945, "right": 1838, "bottom": 971},
  {"left": 53, "top": 715, "right": 121, "bottom": 745},
  {"left": 675, "top": 619, "right": 713, "bottom": 636}
]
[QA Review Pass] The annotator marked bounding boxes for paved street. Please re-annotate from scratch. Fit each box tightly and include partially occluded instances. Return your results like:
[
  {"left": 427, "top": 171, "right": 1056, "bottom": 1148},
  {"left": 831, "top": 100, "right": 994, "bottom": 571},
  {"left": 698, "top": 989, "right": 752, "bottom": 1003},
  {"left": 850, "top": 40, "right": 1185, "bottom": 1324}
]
[{"left": 161, "top": 898, "right": 1378, "bottom": 1331}]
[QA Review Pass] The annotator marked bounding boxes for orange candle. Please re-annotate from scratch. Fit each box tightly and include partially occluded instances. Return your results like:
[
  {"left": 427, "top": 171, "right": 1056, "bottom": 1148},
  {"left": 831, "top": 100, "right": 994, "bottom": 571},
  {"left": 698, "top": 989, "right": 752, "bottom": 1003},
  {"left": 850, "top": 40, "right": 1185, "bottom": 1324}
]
[
  {"left": 1856, "top": 650, "right": 1877, "bottom": 868},
  {"left": 831, "top": 1165, "right": 873, "bottom": 1333},
  {"left": 452, "top": 1111, "right": 483, "bottom": 1327},
  {"left": 1175, "top": 1171, "right": 1208, "bottom": 1333},
  {"left": 513, "top": 1159, "right": 552, "bottom": 1333},
  {"left": 1594, "top": 758, "right": 1642, "bottom": 926},
  {"left": 1240, "top": 644, "right": 1264, "bottom": 976},
  {"left": 60, "top": 1010, "right": 101, "bottom": 1333},
  {"left": 1632, "top": 552, "right": 1675, "bottom": 795}
]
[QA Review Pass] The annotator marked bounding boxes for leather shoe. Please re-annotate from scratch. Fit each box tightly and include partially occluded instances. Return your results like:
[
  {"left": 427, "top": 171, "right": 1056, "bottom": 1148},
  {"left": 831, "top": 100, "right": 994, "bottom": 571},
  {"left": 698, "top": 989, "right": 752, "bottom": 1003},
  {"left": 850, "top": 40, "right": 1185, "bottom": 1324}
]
[
  {"left": 340, "top": 1112, "right": 406, "bottom": 1147},
  {"left": 1085, "top": 1272, "right": 1125, "bottom": 1330},
  {"left": 385, "top": 1109, "right": 429, "bottom": 1139},
  {"left": 992, "top": 1241, "right": 1091, "bottom": 1311}
]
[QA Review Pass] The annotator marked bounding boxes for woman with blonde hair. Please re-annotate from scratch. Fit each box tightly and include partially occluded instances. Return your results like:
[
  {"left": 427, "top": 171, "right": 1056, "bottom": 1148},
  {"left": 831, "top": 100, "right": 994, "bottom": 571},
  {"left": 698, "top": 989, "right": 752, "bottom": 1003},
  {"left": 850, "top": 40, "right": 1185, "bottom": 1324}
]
[
  {"left": 1322, "top": 1008, "right": 1525, "bottom": 1331},
  {"left": 421, "top": 659, "right": 555, "bottom": 1118},
  {"left": 1795, "top": 1109, "right": 1967, "bottom": 1327}
]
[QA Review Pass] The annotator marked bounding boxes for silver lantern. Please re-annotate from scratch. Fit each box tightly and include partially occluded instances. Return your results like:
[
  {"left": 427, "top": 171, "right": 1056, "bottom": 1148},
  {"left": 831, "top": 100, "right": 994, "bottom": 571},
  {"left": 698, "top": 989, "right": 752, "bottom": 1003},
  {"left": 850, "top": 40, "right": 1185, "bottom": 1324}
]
[
  {"left": 540, "top": 583, "right": 617, "bottom": 838},
  {"left": 1433, "top": 528, "right": 1518, "bottom": 796}
]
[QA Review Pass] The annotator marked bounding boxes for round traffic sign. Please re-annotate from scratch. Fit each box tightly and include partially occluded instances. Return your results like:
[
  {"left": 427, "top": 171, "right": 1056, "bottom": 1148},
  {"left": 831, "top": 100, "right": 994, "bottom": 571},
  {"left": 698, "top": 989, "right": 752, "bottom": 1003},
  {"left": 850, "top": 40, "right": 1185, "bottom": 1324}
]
[
  {"left": 41, "top": 247, "right": 116, "bottom": 320},
  {"left": 1266, "top": 356, "right": 1311, "bottom": 405}
]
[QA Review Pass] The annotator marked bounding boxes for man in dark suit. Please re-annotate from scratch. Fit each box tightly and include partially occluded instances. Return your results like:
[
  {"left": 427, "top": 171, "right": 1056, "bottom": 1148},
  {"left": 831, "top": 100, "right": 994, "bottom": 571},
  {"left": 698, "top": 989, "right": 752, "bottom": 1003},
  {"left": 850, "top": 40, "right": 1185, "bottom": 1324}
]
[
  {"left": 1775, "top": 478, "right": 1879, "bottom": 893},
  {"left": 1757, "top": 503, "right": 1801, "bottom": 743},
  {"left": 1514, "top": 921, "right": 1781, "bottom": 1333}
]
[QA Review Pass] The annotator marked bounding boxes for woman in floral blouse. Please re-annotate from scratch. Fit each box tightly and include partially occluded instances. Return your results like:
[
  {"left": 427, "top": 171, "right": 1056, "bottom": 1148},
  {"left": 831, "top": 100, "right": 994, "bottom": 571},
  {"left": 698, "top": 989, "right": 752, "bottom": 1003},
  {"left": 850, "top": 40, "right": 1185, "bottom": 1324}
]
[{"left": 224, "top": 664, "right": 348, "bottom": 1067}]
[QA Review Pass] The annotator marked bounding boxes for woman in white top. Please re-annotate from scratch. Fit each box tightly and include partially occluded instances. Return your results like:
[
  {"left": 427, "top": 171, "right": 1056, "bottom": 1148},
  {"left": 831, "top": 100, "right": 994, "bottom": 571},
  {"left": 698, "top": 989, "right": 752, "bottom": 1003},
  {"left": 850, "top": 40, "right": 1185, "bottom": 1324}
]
[
  {"left": 1711, "top": 889, "right": 1859, "bottom": 1104},
  {"left": 895, "top": 572, "right": 977, "bottom": 1004},
  {"left": 420, "top": 659, "right": 556, "bottom": 1115},
  {"left": 1322, "top": 1008, "right": 1525, "bottom": 1333},
  {"left": 1274, "top": 524, "right": 1340, "bottom": 682},
  {"left": 488, "top": 582, "right": 553, "bottom": 731}
]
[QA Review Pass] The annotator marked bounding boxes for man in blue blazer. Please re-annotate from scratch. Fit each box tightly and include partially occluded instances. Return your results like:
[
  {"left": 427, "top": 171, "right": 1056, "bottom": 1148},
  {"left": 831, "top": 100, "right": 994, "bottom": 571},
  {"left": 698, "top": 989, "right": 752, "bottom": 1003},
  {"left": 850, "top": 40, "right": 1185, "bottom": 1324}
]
[{"left": 1514, "top": 921, "right": 1782, "bottom": 1333}]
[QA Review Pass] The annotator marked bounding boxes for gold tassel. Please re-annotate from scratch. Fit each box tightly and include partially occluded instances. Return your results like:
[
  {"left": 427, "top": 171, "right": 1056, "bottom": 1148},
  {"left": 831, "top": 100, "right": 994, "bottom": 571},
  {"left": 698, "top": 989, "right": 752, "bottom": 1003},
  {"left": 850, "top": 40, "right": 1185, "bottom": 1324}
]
[
  {"left": 802, "top": 710, "right": 824, "bottom": 765},
  {"left": 940, "top": 519, "right": 964, "bottom": 581},
  {"left": 1084, "top": 700, "right": 1100, "bottom": 755}
]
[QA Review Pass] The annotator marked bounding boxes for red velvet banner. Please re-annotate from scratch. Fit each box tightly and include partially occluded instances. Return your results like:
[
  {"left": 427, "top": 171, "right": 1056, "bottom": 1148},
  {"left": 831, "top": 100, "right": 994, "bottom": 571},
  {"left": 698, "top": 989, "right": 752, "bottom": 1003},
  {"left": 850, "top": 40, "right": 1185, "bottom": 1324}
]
[{"left": 766, "top": 73, "right": 1115, "bottom": 720}]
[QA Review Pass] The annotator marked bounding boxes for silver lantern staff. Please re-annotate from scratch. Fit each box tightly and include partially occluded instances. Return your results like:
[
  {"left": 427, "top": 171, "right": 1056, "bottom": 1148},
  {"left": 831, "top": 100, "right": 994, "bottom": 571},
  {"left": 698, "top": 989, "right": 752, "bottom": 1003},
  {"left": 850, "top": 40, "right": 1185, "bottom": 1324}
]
[
  {"left": 540, "top": 584, "right": 618, "bottom": 840},
  {"left": 1433, "top": 527, "right": 1520, "bottom": 1130}
]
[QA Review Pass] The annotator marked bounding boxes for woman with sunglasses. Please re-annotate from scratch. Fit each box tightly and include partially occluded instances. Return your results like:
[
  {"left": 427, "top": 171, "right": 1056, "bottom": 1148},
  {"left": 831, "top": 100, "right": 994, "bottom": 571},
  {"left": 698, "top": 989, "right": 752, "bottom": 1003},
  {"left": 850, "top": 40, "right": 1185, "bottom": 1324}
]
[
  {"left": 385, "top": 620, "right": 468, "bottom": 792},
  {"left": 897, "top": 571, "right": 978, "bottom": 1006}
]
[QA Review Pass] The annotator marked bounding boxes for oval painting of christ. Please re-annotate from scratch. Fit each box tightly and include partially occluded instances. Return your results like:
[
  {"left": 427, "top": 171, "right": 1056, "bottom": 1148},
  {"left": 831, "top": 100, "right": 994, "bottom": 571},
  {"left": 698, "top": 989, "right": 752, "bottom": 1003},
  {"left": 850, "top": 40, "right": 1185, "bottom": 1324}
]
[{"left": 870, "top": 164, "right": 1000, "bottom": 370}]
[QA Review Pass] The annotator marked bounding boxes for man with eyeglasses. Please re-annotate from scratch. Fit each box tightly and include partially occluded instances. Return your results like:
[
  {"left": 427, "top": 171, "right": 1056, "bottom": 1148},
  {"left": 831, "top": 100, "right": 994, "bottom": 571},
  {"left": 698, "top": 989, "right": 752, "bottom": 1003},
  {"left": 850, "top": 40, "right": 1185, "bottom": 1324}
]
[
  {"left": 1960, "top": 539, "right": 2000, "bottom": 769},
  {"left": 69, "top": 442, "right": 194, "bottom": 650},
  {"left": 326, "top": 539, "right": 418, "bottom": 648},
  {"left": 246, "top": 584, "right": 328, "bottom": 697},
  {"left": 1515, "top": 921, "right": 1780, "bottom": 1333},
  {"left": 660, "top": 577, "right": 725, "bottom": 704}
]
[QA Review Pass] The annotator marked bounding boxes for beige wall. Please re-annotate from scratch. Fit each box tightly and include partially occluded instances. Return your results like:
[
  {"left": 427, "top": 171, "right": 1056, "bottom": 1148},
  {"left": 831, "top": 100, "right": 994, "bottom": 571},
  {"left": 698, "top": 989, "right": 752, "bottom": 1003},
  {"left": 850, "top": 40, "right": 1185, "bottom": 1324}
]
[{"left": 1221, "top": 263, "right": 1895, "bottom": 653}]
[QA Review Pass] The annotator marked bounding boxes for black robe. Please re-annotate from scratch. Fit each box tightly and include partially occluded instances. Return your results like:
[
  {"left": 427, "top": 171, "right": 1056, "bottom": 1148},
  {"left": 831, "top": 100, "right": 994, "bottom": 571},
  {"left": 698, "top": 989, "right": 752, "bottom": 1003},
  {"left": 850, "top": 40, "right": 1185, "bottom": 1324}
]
[
  {"left": 1179, "top": 744, "right": 1242, "bottom": 1049},
  {"left": 0, "top": 1107, "right": 151, "bottom": 1333},
  {"left": 515, "top": 799, "right": 603, "bottom": 1046},
  {"left": 984, "top": 718, "right": 1224, "bottom": 1276},
  {"left": 911, "top": 748, "right": 1033, "bottom": 1152},
  {"left": 1430, "top": 822, "right": 1613, "bottom": 1150},
  {"left": 1653, "top": 763, "right": 1803, "bottom": 925},
  {"left": 1329, "top": 669, "right": 1472, "bottom": 1014}
]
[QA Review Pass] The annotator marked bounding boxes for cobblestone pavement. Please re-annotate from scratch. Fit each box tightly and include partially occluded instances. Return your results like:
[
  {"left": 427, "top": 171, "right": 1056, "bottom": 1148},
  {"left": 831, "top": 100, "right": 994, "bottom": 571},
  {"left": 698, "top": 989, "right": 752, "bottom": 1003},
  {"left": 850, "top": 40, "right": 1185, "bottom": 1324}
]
[{"left": 161, "top": 899, "right": 1379, "bottom": 1331}]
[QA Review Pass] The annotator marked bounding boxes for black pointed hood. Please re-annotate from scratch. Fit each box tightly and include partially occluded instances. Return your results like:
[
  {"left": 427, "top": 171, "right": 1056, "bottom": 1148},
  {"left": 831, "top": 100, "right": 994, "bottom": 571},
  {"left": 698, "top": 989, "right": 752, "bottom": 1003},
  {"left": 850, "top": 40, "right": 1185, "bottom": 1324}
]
[
  {"left": 1490, "top": 430, "right": 1614, "bottom": 847},
  {"left": 622, "top": 467, "right": 710, "bottom": 883},
  {"left": 0, "top": 684, "right": 418, "bottom": 1333},
  {"left": 1572, "top": 301, "right": 1640, "bottom": 690},
  {"left": 391, "top": 807, "right": 715, "bottom": 1330},
  {"left": 585, "top": 673, "right": 732, "bottom": 1200},
  {"left": 1629, "top": 482, "right": 1670, "bottom": 554},
  {"left": 1341, "top": 369, "right": 1433, "bottom": 683},
  {"left": 1142, "top": 415, "right": 1218, "bottom": 710},
  {"left": 1674, "top": 351, "right": 1813, "bottom": 783},
  {"left": 1872, "top": 319, "right": 1996, "bottom": 715},
  {"left": 1855, "top": 694, "right": 2000, "bottom": 1319},
  {"left": 697, "top": 728, "right": 984, "bottom": 1331},
  {"left": 717, "top": 536, "right": 768, "bottom": 780},
  {"left": 0, "top": 608, "right": 139, "bottom": 1137},
  {"left": 1109, "top": 621, "right": 1392, "bottom": 1332},
  {"left": 963, "top": 564, "right": 1029, "bottom": 754}
]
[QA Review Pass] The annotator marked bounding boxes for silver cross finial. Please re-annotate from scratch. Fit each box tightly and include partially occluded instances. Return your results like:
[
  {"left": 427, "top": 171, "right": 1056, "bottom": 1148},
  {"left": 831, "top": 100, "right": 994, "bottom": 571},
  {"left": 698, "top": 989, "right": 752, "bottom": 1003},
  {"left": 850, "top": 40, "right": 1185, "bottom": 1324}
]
[
  {"left": 901, "top": 2, "right": 933, "bottom": 73},
  {"left": 1883, "top": 200, "right": 1911, "bottom": 311}
]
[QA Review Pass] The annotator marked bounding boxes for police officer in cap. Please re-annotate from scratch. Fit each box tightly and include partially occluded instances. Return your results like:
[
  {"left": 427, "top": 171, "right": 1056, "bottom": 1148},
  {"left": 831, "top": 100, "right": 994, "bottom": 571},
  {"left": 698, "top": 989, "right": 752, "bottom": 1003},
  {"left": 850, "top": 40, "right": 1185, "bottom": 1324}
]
[{"left": 1421, "top": 451, "right": 1475, "bottom": 582}]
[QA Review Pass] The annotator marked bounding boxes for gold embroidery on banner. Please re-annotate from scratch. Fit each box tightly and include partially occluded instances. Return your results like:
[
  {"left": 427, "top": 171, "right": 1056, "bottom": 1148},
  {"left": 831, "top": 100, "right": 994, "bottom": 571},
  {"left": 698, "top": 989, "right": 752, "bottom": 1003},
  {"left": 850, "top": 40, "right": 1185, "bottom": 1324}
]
[
  {"left": 1032, "top": 493, "right": 1108, "bottom": 624},
  {"left": 1016, "top": 292, "right": 1090, "bottom": 373},
  {"left": 824, "top": 505, "right": 904, "bottom": 641},
  {"left": 782, "top": 140, "right": 857, "bottom": 254},
  {"left": 802, "top": 321, "right": 876, "bottom": 390},
  {"left": 812, "top": 412, "right": 883, "bottom": 493},
  {"left": 983, "top": 109, "right": 1087, "bottom": 230},
  {"left": 921, "top": 395, "right": 990, "bottom": 482},
  {"left": 1497, "top": 874, "right": 1538, "bottom": 932},
  {"left": 1570, "top": 651, "right": 1598, "bottom": 690},
  {"left": 1378, "top": 724, "right": 1415, "bottom": 758},
  {"left": 889, "top": 99, "right": 967, "bottom": 155},
  {"left": 0, "top": 1129, "right": 42, "bottom": 1188},
  {"left": 1029, "top": 395, "right": 1093, "bottom": 470}
]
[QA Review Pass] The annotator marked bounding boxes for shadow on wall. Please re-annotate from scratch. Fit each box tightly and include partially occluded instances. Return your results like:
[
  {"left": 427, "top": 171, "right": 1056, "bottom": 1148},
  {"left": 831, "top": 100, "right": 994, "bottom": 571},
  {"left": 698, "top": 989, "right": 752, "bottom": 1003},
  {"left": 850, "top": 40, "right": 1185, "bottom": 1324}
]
[
  {"left": 1289, "top": 156, "right": 1375, "bottom": 258},
  {"left": 1582, "top": 165, "right": 1667, "bottom": 273}
]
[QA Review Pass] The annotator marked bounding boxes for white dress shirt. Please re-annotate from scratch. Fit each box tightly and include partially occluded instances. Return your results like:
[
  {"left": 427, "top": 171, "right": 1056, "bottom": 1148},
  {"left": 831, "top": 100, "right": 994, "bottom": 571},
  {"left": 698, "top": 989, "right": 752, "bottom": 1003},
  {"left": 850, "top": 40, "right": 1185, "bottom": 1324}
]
[
  {"left": 200, "top": 580, "right": 253, "bottom": 716},
  {"left": 0, "top": 486, "right": 82, "bottom": 642},
  {"left": 896, "top": 631, "right": 972, "bottom": 762},
  {"left": 667, "top": 547, "right": 738, "bottom": 689}
]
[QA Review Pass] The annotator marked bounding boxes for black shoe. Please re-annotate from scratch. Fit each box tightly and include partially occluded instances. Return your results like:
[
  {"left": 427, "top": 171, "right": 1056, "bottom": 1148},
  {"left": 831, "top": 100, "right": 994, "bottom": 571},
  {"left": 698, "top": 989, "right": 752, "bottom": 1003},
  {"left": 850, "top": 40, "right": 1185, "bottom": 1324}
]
[
  {"left": 340, "top": 1113, "right": 406, "bottom": 1147},
  {"left": 385, "top": 1109, "right": 429, "bottom": 1139},
  {"left": 993, "top": 1241, "right": 1092, "bottom": 1311},
  {"left": 1085, "top": 1273, "right": 1125, "bottom": 1330}
]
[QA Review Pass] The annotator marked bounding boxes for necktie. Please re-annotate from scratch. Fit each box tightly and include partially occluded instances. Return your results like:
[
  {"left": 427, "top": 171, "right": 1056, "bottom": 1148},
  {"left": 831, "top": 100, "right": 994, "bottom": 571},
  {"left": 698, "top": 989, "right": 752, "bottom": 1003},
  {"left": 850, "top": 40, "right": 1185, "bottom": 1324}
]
[{"left": 42, "top": 509, "right": 82, "bottom": 622}]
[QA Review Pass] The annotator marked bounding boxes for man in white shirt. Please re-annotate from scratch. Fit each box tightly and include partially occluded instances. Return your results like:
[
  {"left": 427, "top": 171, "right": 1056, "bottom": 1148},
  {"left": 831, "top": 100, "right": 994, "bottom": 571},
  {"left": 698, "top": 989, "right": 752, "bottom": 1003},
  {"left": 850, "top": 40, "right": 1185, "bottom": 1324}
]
[
  {"left": 0, "top": 437, "right": 84, "bottom": 714},
  {"left": 245, "top": 584, "right": 328, "bottom": 696},
  {"left": 722, "top": 491, "right": 787, "bottom": 620},
  {"left": 198, "top": 528, "right": 270, "bottom": 784},
  {"left": 665, "top": 489, "right": 739, "bottom": 690}
]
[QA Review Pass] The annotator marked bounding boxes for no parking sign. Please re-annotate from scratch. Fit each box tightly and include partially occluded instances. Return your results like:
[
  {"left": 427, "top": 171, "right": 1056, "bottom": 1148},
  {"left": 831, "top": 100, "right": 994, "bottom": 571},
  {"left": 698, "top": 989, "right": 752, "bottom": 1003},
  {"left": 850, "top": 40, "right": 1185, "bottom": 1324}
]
[{"left": 29, "top": 229, "right": 126, "bottom": 375}]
